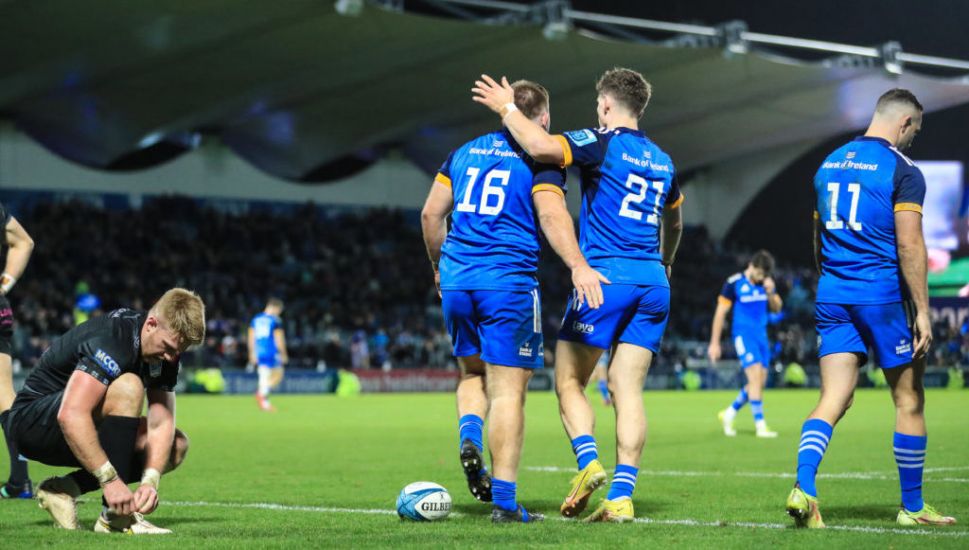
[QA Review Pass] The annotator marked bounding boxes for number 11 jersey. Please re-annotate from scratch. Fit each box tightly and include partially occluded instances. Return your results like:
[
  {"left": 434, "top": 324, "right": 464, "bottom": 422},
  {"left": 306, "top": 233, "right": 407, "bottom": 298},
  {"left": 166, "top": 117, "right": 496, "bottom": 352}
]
[
  {"left": 555, "top": 127, "right": 682, "bottom": 288},
  {"left": 814, "top": 136, "right": 926, "bottom": 305}
]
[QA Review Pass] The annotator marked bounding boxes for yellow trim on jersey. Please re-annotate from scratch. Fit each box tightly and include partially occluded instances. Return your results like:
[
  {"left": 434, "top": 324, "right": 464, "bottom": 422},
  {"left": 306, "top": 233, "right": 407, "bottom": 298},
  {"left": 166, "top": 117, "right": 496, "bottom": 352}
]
[
  {"left": 553, "top": 135, "right": 573, "bottom": 167},
  {"left": 434, "top": 173, "right": 452, "bottom": 187},
  {"left": 532, "top": 183, "right": 565, "bottom": 197},
  {"left": 894, "top": 202, "right": 922, "bottom": 214},
  {"left": 668, "top": 194, "right": 684, "bottom": 209},
  {"left": 718, "top": 296, "right": 733, "bottom": 307},
  {"left": 813, "top": 210, "right": 819, "bottom": 220}
]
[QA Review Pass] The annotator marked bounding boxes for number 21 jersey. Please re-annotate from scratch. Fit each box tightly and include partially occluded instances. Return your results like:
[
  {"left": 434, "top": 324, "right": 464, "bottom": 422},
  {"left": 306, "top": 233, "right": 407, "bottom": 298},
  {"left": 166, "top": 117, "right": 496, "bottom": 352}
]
[{"left": 556, "top": 127, "right": 682, "bottom": 288}]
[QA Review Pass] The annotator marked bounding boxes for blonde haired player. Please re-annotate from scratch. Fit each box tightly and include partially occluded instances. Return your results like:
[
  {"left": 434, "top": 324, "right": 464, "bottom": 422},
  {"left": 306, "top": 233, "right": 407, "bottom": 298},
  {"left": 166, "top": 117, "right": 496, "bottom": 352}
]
[
  {"left": 1, "top": 288, "right": 205, "bottom": 534},
  {"left": 249, "top": 298, "right": 288, "bottom": 412}
]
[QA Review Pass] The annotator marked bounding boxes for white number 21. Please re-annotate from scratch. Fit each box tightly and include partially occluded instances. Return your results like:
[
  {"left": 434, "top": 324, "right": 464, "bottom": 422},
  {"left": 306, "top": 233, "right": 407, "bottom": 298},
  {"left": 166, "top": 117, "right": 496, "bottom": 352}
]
[{"left": 619, "top": 174, "right": 664, "bottom": 225}]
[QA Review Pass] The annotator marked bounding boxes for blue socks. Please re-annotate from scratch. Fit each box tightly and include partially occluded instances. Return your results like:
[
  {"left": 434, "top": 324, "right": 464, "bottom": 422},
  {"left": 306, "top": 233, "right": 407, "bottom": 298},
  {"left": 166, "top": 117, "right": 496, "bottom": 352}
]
[
  {"left": 750, "top": 400, "right": 765, "bottom": 422},
  {"left": 894, "top": 432, "right": 927, "bottom": 512},
  {"left": 459, "top": 414, "right": 484, "bottom": 452},
  {"left": 731, "top": 388, "right": 749, "bottom": 411},
  {"left": 606, "top": 464, "right": 638, "bottom": 501},
  {"left": 492, "top": 478, "right": 517, "bottom": 512},
  {"left": 796, "top": 418, "right": 833, "bottom": 497},
  {"left": 597, "top": 379, "right": 610, "bottom": 402},
  {"left": 571, "top": 435, "right": 599, "bottom": 470}
]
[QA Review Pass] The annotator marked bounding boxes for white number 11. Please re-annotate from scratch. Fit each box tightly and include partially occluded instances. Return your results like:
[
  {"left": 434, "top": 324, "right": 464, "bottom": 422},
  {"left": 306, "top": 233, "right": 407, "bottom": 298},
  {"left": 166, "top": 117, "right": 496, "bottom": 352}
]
[{"left": 826, "top": 182, "right": 862, "bottom": 231}]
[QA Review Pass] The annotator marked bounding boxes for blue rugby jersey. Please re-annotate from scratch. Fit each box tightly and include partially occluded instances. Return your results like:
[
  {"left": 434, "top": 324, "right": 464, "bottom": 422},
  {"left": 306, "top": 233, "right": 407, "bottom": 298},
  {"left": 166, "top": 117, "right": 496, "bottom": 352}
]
[
  {"left": 719, "top": 273, "right": 769, "bottom": 335},
  {"left": 436, "top": 129, "right": 566, "bottom": 291},
  {"left": 250, "top": 312, "right": 280, "bottom": 360},
  {"left": 814, "top": 136, "right": 926, "bottom": 304},
  {"left": 555, "top": 127, "right": 682, "bottom": 287}
]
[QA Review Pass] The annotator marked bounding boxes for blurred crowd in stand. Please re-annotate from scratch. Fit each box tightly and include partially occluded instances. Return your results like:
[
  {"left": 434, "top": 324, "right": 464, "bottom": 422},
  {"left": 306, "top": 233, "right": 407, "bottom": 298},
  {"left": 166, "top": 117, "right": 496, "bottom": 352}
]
[{"left": 3, "top": 196, "right": 966, "bottom": 373}]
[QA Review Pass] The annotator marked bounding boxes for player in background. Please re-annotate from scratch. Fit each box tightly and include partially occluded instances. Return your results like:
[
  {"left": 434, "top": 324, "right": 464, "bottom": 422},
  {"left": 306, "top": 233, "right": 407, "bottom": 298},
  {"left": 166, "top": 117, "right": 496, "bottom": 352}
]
[
  {"left": 709, "top": 250, "right": 783, "bottom": 438},
  {"left": 0, "top": 201, "right": 35, "bottom": 499},
  {"left": 473, "top": 68, "right": 683, "bottom": 523},
  {"left": 0, "top": 289, "right": 204, "bottom": 534},
  {"left": 590, "top": 350, "right": 611, "bottom": 406},
  {"left": 422, "top": 79, "right": 607, "bottom": 523},
  {"left": 786, "top": 89, "right": 956, "bottom": 528},
  {"left": 249, "top": 298, "right": 288, "bottom": 412}
]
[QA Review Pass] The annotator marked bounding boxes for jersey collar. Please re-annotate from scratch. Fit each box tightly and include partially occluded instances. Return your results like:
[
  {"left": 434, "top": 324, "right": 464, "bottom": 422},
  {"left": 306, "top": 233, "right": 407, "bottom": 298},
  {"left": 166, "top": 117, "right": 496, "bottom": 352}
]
[{"left": 853, "top": 136, "right": 891, "bottom": 148}]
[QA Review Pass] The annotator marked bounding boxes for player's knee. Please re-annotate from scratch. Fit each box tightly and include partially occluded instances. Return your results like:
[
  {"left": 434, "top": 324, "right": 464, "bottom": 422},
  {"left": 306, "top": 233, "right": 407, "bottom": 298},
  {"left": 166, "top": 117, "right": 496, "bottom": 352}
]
[
  {"left": 554, "top": 375, "right": 584, "bottom": 398},
  {"left": 892, "top": 391, "right": 924, "bottom": 417},
  {"left": 101, "top": 373, "right": 145, "bottom": 417},
  {"left": 168, "top": 430, "right": 190, "bottom": 472}
]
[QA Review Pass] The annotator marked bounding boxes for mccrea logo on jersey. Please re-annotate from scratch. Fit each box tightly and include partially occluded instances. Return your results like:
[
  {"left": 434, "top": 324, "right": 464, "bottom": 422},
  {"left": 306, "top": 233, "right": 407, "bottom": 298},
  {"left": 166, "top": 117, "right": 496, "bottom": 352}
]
[
  {"left": 94, "top": 349, "right": 121, "bottom": 378},
  {"left": 572, "top": 321, "right": 594, "bottom": 335},
  {"left": 565, "top": 129, "right": 597, "bottom": 147},
  {"left": 896, "top": 339, "right": 912, "bottom": 356}
]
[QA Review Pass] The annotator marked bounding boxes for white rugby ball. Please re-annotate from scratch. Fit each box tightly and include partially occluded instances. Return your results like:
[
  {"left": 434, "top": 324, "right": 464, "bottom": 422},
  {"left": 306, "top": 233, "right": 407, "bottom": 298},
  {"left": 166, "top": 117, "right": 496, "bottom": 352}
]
[{"left": 396, "top": 482, "right": 452, "bottom": 521}]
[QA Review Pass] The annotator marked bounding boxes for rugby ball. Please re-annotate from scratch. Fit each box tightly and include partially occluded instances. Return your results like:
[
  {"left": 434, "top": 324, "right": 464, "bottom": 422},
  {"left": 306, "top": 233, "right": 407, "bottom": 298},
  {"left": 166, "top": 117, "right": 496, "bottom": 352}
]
[{"left": 396, "top": 482, "right": 451, "bottom": 521}]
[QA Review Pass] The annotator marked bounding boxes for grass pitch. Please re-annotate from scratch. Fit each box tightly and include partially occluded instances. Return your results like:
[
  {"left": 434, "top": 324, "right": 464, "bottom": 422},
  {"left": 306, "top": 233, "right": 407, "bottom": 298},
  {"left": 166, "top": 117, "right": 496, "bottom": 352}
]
[{"left": 1, "top": 388, "right": 967, "bottom": 548}]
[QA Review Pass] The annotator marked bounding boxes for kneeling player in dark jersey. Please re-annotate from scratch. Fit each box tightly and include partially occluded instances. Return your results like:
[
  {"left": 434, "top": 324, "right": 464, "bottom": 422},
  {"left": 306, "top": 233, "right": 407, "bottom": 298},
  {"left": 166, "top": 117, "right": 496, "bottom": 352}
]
[{"left": 0, "top": 288, "right": 205, "bottom": 534}]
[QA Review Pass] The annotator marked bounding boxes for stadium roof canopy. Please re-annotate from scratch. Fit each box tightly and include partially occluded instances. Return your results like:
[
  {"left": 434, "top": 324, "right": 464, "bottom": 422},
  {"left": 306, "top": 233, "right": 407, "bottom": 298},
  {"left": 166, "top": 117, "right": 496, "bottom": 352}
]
[{"left": 2, "top": 0, "right": 968, "bottom": 182}]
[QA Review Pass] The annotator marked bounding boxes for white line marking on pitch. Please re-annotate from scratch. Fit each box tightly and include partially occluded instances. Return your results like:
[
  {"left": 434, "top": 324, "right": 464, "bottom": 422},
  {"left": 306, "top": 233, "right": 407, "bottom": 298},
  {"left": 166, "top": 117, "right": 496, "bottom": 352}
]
[
  {"left": 526, "top": 466, "right": 969, "bottom": 483},
  {"left": 168, "top": 500, "right": 969, "bottom": 538}
]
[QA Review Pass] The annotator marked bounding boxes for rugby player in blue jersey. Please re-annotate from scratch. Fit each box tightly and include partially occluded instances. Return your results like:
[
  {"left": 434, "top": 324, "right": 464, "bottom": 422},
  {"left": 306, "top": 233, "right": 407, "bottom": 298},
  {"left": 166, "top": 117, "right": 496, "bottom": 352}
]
[
  {"left": 422, "top": 80, "right": 607, "bottom": 523},
  {"left": 710, "top": 250, "right": 783, "bottom": 438},
  {"left": 786, "top": 89, "right": 955, "bottom": 528},
  {"left": 248, "top": 299, "right": 288, "bottom": 412},
  {"left": 473, "top": 68, "right": 683, "bottom": 522}
]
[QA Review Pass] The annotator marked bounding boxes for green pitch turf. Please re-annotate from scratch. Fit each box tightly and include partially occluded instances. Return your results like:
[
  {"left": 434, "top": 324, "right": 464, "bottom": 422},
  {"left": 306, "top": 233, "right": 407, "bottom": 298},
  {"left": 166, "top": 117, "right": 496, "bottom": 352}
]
[{"left": 1, "top": 388, "right": 967, "bottom": 548}]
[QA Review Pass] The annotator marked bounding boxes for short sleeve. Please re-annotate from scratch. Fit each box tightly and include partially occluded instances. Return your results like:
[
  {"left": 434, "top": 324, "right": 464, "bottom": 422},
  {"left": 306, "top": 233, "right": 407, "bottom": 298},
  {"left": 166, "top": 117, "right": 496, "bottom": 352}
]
[
  {"left": 719, "top": 280, "right": 736, "bottom": 305},
  {"left": 434, "top": 151, "right": 455, "bottom": 187},
  {"left": 665, "top": 174, "right": 684, "bottom": 209},
  {"left": 893, "top": 163, "right": 926, "bottom": 213},
  {"left": 531, "top": 164, "right": 567, "bottom": 198},
  {"left": 76, "top": 338, "right": 133, "bottom": 386},
  {"left": 555, "top": 129, "right": 606, "bottom": 168},
  {"left": 0, "top": 202, "right": 9, "bottom": 227}
]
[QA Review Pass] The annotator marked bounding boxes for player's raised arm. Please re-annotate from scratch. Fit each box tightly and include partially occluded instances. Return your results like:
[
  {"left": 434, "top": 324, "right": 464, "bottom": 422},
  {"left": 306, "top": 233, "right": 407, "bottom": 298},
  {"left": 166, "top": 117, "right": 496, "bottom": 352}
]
[
  {"left": 472, "top": 75, "right": 565, "bottom": 165},
  {"left": 1, "top": 216, "right": 34, "bottom": 295},
  {"left": 533, "top": 187, "right": 610, "bottom": 309},
  {"left": 421, "top": 175, "right": 453, "bottom": 297},
  {"left": 764, "top": 277, "right": 783, "bottom": 312},
  {"left": 896, "top": 209, "right": 931, "bottom": 358},
  {"left": 135, "top": 388, "right": 176, "bottom": 514}
]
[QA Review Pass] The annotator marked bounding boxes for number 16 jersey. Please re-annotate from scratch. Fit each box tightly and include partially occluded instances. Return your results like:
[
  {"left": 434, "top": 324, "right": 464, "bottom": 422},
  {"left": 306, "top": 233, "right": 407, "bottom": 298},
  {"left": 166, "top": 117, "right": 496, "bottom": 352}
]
[
  {"left": 814, "top": 136, "right": 926, "bottom": 305},
  {"left": 435, "top": 128, "right": 566, "bottom": 291}
]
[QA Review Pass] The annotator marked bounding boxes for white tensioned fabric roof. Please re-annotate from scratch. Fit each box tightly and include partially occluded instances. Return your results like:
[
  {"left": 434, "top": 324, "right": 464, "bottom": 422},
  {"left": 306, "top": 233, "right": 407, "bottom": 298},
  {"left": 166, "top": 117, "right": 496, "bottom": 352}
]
[{"left": 1, "top": 0, "right": 967, "bottom": 181}]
